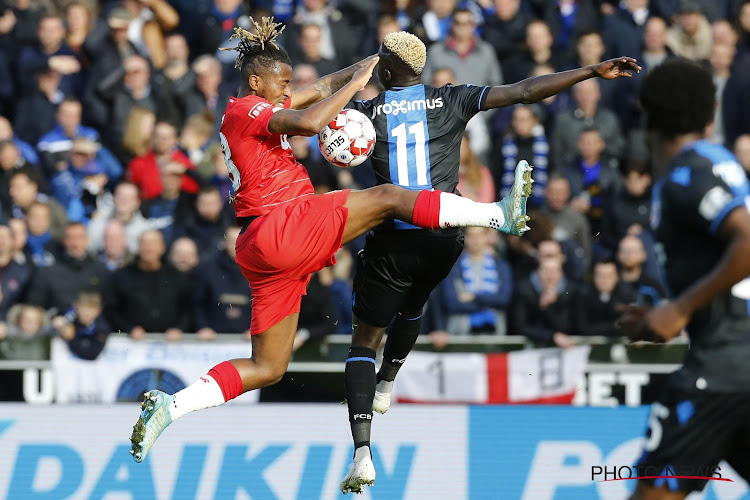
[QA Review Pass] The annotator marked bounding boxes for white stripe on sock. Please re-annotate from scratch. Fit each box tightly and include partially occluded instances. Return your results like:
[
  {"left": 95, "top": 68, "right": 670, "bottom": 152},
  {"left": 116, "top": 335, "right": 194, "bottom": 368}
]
[
  {"left": 168, "top": 374, "right": 226, "bottom": 421},
  {"left": 438, "top": 192, "right": 505, "bottom": 229}
]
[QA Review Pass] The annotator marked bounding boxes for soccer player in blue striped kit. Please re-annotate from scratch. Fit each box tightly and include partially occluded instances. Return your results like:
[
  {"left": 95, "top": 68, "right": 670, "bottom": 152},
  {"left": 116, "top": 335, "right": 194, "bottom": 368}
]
[{"left": 340, "top": 27, "right": 640, "bottom": 493}]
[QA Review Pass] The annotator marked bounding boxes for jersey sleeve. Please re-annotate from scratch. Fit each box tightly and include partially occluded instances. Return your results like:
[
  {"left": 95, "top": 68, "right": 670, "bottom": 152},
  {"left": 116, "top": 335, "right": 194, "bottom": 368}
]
[
  {"left": 664, "top": 164, "right": 749, "bottom": 235},
  {"left": 231, "top": 96, "right": 291, "bottom": 138},
  {"left": 441, "top": 84, "right": 491, "bottom": 122},
  {"left": 347, "top": 99, "right": 374, "bottom": 117}
]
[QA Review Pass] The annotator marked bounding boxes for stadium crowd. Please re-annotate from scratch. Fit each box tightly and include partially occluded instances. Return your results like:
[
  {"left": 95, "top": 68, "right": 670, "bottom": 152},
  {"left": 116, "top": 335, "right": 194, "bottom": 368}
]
[{"left": 1, "top": 0, "right": 750, "bottom": 361}]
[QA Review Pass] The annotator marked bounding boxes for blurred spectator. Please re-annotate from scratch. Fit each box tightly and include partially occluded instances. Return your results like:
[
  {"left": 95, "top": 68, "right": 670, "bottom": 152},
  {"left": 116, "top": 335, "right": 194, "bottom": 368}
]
[
  {"left": 160, "top": 33, "right": 192, "bottom": 93},
  {"left": 482, "top": 0, "right": 533, "bottom": 66},
  {"left": 665, "top": 0, "right": 712, "bottom": 61},
  {"left": 441, "top": 227, "right": 513, "bottom": 335},
  {"left": 178, "top": 112, "right": 216, "bottom": 167},
  {"left": 121, "top": 0, "right": 180, "bottom": 70},
  {"left": 563, "top": 127, "right": 621, "bottom": 236},
  {"left": 182, "top": 56, "right": 231, "bottom": 136},
  {"left": 601, "top": 159, "right": 653, "bottom": 253},
  {"left": 551, "top": 78, "right": 624, "bottom": 171},
  {"left": 3, "top": 0, "right": 46, "bottom": 49},
  {"left": 574, "top": 258, "right": 636, "bottom": 337},
  {"left": 289, "top": 23, "right": 338, "bottom": 76},
  {"left": 430, "top": 67, "right": 491, "bottom": 163},
  {"left": 82, "top": 7, "right": 142, "bottom": 136},
  {"left": 87, "top": 181, "right": 152, "bottom": 254},
  {"left": 106, "top": 229, "right": 193, "bottom": 341},
  {"left": 381, "top": 0, "right": 427, "bottom": 36},
  {"left": 741, "top": 1, "right": 750, "bottom": 52},
  {"left": 172, "top": 185, "right": 231, "bottom": 262},
  {"left": 120, "top": 107, "right": 156, "bottom": 164},
  {"left": 328, "top": 246, "right": 354, "bottom": 334},
  {"left": 168, "top": 236, "right": 199, "bottom": 274},
  {"left": 194, "top": 225, "right": 251, "bottom": 340},
  {"left": 710, "top": 43, "right": 736, "bottom": 146},
  {"left": 502, "top": 19, "right": 563, "bottom": 84},
  {"left": 98, "top": 219, "right": 132, "bottom": 271},
  {"left": 722, "top": 50, "right": 750, "bottom": 147},
  {"left": 50, "top": 137, "right": 108, "bottom": 223},
  {"left": 457, "top": 134, "right": 495, "bottom": 203},
  {"left": 422, "top": 7, "right": 503, "bottom": 87},
  {"left": 204, "top": 143, "right": 234, "bottom": 203},
  {"left": 537, "top": 236, "right": 585, "bottom": 287},
  {"left": 0, "top": 141, "right": 31, "bottom": 213},
  {"left": 27, "top": 222, "right": 110, "bottom": 314},
  {"left": 498, "top": 104, "right": 548, "bottom": 206},
  {"left": 293, "top": 268, "right": 338, "bottom": 351},
  {"left": 290, "top": 0, "right": 361, "bottom": 66},
  {"left": 53, "top": 290, "right": 110, "bottom": 361},
  {"left": 568, "top": 30, "right": 618, "bottom": 107},
  {"left": 18, "top": 14, "right": 82, "bottom": 98},
  {"left": 197, "top": 0, "right": 250, "bottom": 86},
  {"left": 641, "top": 16, "right": 672, "bottom": 71},
  {"left": 0, "top": 303, "right": 54, "bottom": 361},
  {"left": 0, "top": 223, "right": 32, "bottom": 321},
  {"left": 25, "top": 202, "right": 59, "bottom": 267},
  {"left": 511, "top": 256, "right": 577, "bottom": 347},
  {"left": 536, "top": 0, "right": 599, "bottom": 58},
  {"left": 735, "top": 134, "right": 750, "bottom": 177},
  {"left": 9, "top": 167, "right": 67, "bottom": 240},
  {"left": 8, "top": 217, "right": 30, "bottom": 265},
  {"left": 292, "top": 63, "right": 319, "bottom": 92},
  {"left": 290, "top": 134, "right": 336, "bottom": 193},
  {"left": 141, "top": 162, "right": 197, "bottom": 243},
  {"left": 542, "top": 175, "right": 591, "bottom": 265},
  {"left": 616, "top": 234, "right": 668, "bottom": 306},
  {"left": 0, "top": 116, "right": 38, "bottom": 166},
  {"left": 602, "top": 0, "right": 650, "bottom": 62},
  {"left": 127, "top": 120, "right": 198, "bottom": 200},
  {"left": 64, "top": 2, "right": 95, "bottom": 57},
  {"left": 13, "top": 68, "right": 63, "bottom": 145},
  {"left": 94, "top": 54, "right": 180, "bottom": 149}
]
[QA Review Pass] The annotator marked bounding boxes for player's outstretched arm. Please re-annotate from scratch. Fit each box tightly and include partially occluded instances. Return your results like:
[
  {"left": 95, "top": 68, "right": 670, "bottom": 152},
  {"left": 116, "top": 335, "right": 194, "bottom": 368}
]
[
  {"left": 268, "top": 57, "right": 378, "bottom": 137},
  {"left": 290, "top": 55, "right": 378, "bottom": 110},
  {"left": 484, "top": 57, "right": 641, "bottom": 109}
]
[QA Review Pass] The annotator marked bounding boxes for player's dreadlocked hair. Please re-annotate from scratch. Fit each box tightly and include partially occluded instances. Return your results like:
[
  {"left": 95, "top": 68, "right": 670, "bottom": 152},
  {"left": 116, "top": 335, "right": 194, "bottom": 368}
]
[
  {"left": 220, "top": 16, "right": 292, "bottom": 82},
  {"left": 639, "top": 58, "right": 716, "bottom": 138}
]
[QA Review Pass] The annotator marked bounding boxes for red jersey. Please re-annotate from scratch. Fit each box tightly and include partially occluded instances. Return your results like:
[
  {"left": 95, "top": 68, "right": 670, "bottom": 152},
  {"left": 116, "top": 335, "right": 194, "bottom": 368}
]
[{"left": 219, "top": 94, "right": 314, "bottom": 218}]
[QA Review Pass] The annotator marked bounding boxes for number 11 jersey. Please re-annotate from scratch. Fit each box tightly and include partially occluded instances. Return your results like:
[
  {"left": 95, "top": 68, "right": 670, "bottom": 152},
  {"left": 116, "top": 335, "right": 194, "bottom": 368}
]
[{"left": 349, "top": 83, "right": 490, "bottom": 196}]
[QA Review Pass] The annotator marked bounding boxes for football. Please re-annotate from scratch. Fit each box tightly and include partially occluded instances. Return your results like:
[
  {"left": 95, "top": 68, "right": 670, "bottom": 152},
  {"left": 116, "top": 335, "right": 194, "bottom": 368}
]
[{"left": 318, "top": 109, "right": 376, "bottom": 168}]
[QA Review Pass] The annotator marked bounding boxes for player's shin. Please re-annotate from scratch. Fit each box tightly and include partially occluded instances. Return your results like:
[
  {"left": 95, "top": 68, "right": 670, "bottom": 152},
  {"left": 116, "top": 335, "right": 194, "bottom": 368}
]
[
  {"left": 169, "top": 361, "right": 243, "bottom": 421},
  {"left": 411, "top": 190, "right": 506, "bottom": 230},
  {"left": 345, "top": 346, "right": 377, "bottom": 458},
  {"left": 378, "top": 313, "right": 421, "bottom": 390}
]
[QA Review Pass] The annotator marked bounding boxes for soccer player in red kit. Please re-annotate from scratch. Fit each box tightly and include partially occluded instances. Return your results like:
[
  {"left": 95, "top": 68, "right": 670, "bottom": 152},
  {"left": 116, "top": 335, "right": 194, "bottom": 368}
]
[{"left": 129, "top": 17, "right": 533, "bottom": 463}]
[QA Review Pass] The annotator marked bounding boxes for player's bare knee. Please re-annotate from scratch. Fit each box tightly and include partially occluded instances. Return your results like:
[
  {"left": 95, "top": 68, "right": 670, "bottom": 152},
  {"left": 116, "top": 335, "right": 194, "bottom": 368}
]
[{"left": 371, "top": 184, "right": 402, "bottom": 216}]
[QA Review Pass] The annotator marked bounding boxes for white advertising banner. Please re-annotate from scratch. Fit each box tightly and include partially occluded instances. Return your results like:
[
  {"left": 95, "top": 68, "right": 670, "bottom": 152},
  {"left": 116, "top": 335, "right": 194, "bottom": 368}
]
[
  {"left": 51, "top": 337, "right": 259, "bottom": 404},
  {"left": 0, "top": 404, "right": 468, "bottom": 500}
]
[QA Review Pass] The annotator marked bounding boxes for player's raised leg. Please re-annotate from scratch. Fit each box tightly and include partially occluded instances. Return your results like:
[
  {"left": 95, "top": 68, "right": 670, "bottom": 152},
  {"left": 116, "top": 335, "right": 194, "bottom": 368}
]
[
  {"left": 130, "top": 314, "right": 299, "bottom": 462},
  {"left": 341, "top": 160, "right": 533, "bottom": 245}
]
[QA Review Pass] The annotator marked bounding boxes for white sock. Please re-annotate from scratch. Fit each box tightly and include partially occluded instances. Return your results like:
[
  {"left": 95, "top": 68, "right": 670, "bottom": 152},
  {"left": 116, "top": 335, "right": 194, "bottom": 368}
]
[
  {"left": 354, "top": 445, "right": 371, "bottom": 462},
  {"left": 376, "top": 380, "right": 394, "bottom": 394},
  {"left": 168, "top": 374, "right": 226, "bottom": 421},
  {"left": 438, "top": 192, "right": 505, "bottom": 229}
]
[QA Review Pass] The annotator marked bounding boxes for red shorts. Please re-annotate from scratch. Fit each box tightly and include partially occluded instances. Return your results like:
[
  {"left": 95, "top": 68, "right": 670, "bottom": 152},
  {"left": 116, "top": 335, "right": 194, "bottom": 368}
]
[{"left": 235, "top": 190, "right": 350, "bottom": 335}]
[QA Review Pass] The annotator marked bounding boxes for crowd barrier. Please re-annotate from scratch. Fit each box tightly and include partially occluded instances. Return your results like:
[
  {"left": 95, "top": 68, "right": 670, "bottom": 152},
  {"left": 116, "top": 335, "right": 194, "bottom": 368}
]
[{"left": 0, "top": 404, "right": 747, "bottom": 499}]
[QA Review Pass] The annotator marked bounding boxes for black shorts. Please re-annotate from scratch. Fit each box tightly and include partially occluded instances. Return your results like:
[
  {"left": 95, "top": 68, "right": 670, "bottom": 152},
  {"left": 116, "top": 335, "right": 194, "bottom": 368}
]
[
  {"left": 352, "top": 229, "right": 464, "bottom": 328},
  {"left": 636, "top": 386, "right": 750, "bottom": 493}
]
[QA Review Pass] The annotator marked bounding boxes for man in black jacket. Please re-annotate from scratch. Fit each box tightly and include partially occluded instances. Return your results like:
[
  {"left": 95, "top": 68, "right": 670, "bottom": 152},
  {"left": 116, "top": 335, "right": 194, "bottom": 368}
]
[
  {"left": 27, "top": 222, "right": 110, "bottom": 314},
  {"left": 106, "top": 229, "right": 192, "bottom": 341},
  {"left": 575, "top": 258, "right": 636, "bottom": 337}
]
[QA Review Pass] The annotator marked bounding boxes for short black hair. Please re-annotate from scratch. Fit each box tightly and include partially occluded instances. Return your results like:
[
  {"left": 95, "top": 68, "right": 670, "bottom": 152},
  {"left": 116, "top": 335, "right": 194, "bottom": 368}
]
[
  {"left": 221, "top": 16, "right": 292, "bottom": 81},
  {"left": 639, "top": 58, "right": 715, "bottom": 138}
]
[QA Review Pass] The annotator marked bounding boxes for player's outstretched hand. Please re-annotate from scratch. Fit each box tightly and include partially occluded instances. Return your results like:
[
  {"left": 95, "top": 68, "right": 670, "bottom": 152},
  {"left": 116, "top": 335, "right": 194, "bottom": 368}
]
[
  {"left": 644, "top": 302, "right": 689, "bottom": 343},
  {"left": 615, "top": 303, "right": 658, "bottom": 342},
  {"left": 352, "top": 56, "right": 379, "bottom": 90},
  {"left": 593, "top": 57, "right": 641, "bottom": 80}
]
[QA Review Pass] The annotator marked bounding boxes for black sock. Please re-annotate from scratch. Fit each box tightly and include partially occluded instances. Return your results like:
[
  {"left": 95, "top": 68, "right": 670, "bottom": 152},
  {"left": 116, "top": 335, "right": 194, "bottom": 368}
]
[
  {"left": 345, "top": 346, "right": 376, "bottom": 452},
  {"left": 377, "top": 313, "right": 422, "bottom": 383}
]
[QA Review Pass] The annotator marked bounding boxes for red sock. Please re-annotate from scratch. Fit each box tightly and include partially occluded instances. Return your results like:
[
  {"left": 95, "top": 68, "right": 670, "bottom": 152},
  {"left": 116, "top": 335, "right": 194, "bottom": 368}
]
[
  {"left": 208, "top": 361, "right": 244, "bottom": 402},
  {"left": 412, "top": 190, "right": 442, "bottom": 229}
]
